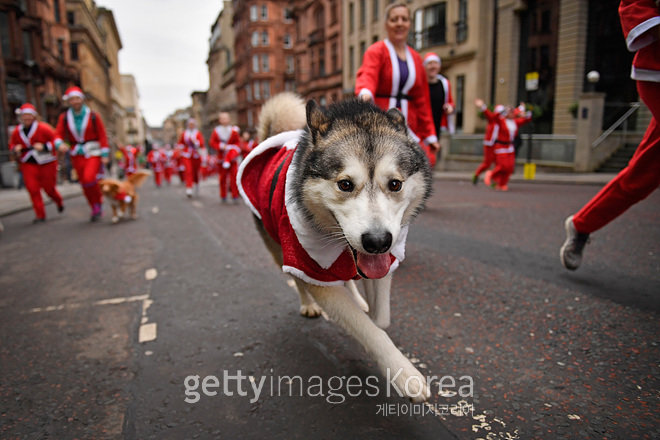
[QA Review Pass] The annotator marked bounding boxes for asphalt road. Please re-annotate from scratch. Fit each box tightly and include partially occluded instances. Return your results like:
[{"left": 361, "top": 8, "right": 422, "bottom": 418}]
[{"left": 1, "top": 176, "right": 658, "bottom": 439}]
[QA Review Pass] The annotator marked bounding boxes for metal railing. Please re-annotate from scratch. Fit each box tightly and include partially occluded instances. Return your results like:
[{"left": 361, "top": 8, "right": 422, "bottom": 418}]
[{"left": 592, "top": 102, "right": 640, "bottom": 149}]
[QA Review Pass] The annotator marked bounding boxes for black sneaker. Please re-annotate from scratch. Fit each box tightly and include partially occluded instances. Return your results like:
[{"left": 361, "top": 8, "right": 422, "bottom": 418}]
[
  {"left": 58, "top": 204, "right": 65, "bottom": 213},
  {"left": 32, "top": 218, "right": 46, "bottom": 224},
  {"left": 560, "top": 215, "right": 590, "bottom": 270},
  {"left": 472, "top": 174, "right": 479, "bottom": 185}
]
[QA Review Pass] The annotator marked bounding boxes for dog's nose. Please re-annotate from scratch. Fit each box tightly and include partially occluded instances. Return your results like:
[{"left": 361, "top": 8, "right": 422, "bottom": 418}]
[{"left": 361, "top": 231, "right": 393, "bottom": 254}]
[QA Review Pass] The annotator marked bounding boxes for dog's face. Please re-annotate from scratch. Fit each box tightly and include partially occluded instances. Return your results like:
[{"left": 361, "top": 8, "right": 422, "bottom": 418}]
[
  {"left": 99, "top": 179, "right": 122, "bottom": 198},
  {"left": 294, "top": 100, "right": 432, "bottom": 279}
]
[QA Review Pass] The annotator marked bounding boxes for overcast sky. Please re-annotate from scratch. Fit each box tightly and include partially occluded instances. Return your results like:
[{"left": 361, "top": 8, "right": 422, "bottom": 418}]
[{"left": 100, "top": 0, "right": 222, "bottom": 126}]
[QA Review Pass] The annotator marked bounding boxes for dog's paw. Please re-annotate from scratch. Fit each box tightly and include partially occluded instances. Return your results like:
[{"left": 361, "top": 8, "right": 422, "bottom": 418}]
[
  {"left": 112, "top": 216, "right": 119, "bottom": 224},
  {"left": 299, "top": 303, "right": 323, "bottom": 318},
  {"left": 389, "top": 363, "right": 431, "bottom": 403}
]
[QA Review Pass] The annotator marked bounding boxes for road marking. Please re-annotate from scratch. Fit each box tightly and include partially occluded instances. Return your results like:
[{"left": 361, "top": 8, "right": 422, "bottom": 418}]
[
  {"left": 25, "top": 294, "right": 149, "bottom": 314},
  {"left": 138, "top": 322, "right": 157, "bottom": 343}
]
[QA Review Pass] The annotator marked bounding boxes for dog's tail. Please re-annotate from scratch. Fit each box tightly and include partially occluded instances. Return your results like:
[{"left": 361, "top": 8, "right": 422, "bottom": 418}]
[
  {"left": 257, "top": 92, "right": 306, "bottom": 141},
  {"left": 128, "top": 169, "right": 152, "bottom": 188}
]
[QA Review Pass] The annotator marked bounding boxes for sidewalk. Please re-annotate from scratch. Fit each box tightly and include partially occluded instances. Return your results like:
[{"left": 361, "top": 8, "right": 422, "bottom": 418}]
[{"left": 0, "top": 172, "right": 617, "bottom": 218}]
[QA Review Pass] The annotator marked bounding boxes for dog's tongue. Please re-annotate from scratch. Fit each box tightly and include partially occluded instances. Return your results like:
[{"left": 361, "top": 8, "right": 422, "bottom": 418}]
[{"left": 356, "top": 252, "right": 391, "bottom": 279}]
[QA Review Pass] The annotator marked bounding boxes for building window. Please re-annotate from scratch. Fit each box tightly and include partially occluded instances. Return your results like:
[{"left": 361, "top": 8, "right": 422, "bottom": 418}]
[
  {"left": 54, "top": 0, "right": 61, "bottom": 23},
  {"left": 319, "top": 47, "right": 326, "bottom": 76},
  {"left": 261, "top": 54, "right": 269, "bottom": 72},
  {"left": 372, "top": 0, "right": 379, "bottom": 22},
  {"left": 246, "top": 84, "right": 252, "bottom": 101},
  {"left": 456, "top": 0, "right": 468, "bottom": 43},
  {"left": 286, "top": 56, "right": 295, "bottom": 74},
  {"left": 359, "top": 0, "right": 366, "bottom": 28},
  {"left": 330, "top": 0, "right": 338, "bottom": 25},
  {"left": 67, "top": 11, "right": 75, "bottom": 25},
  {"left": 248, "top": 109, "right": 253, "bottom": 127},
  {"left": 57, "top": 39, "right": 64, "bottom": 60},
  {"left": 262, "top": 81, "right": 271, "bottom": 99},
  {"left": 284, "top": 8, "right": 293, "bottom": 23},
  {"left": 261, "top": 5, "right": 268, "bottom": 20},
  {"left": 70, "top": 42, "right": 78, "bottom": 60},
  {"left": 349, "top": 45, "right": 355, "bottom": 78},
  {"left": 22, "top": 31, "right": 33, "bottom": 61},
  {"left": 331, "top": 42, "right": 338, "bottom": 73},
  {"left": 283, "top": 34, "right": 292, "bottom": 49},
  {"left": 359, "top": 41, "right": 366, "bottom": 65},
  {"left": 285, "top": 80, "right": 296, "bottom": 92},
  {"left": 252, "top": 54, "right": 259, "bottom": 72},
  {"left": 250, "top": 5, "right": 258, "bottom": 21},
  {"left": 253, "top": 81, "right": 261, "bottom": 100},
  {"left": 0, "top": 12, "right": 10, "bottom": 58},
  {"left": 349, "top": 2, "right": 354, "bottom": 33},
  {"left": 261, "top": 31, "right": 269, "bottom": 46},
  {"left": 251, "top": 32, "right": 259, "bottom": 46},
  {"left": 414, "top": 3, "right": 447, "bottom": 50}
]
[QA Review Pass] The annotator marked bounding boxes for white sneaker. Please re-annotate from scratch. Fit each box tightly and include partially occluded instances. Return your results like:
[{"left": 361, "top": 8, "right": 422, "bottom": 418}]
[
  {"left": 186, "top": 188, "right": 193, "bottom": 198},
  {"left": 560, "top": 215, "right": 590, "bottom": 271}
]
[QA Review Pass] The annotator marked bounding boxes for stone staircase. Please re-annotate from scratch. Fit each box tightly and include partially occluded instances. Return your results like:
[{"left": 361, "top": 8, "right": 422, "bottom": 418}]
[{"left": 596, "top": 143, "right": 637, "bottom": 173}]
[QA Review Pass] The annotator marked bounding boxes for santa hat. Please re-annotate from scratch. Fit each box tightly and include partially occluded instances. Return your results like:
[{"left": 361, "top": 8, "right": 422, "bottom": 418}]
[
  {"left": 15, "top": 103, "right": 38, "bottom": 116},
  {"left": 63, "top": 86, "right": 85, "bottom": 100},
  {"left": 423, "top": 53, "right": 441, "bottom": 67},
  {"left": 494, "top": 105, "right": 506, "bottom": 115}
]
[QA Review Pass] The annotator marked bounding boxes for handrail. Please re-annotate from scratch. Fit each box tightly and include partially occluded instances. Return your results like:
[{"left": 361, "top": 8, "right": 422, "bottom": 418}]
[{"left": 591, "top": 102, "right": 640, "bottom": 149}]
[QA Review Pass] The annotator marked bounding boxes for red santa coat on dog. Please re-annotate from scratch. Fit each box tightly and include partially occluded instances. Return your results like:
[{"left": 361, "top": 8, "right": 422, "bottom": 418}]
[
  {"left": 237, "top": 130, "right": 406, "bottom": 286},
  {"left": 356, "top": 40, "right": 438, "bottom": 146}
]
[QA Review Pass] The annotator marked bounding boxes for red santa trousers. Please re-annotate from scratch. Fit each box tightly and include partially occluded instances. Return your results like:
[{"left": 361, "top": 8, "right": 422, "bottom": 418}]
[
  {"left": 164, "top": 167, "right": 173, "bottom": 184},
  {"left": 573, "top": 81, "right": 660, "bottom": 234},
  {"left": 219, "top": 163, "right": 239, "bottom": 199},
  {"left": 71, "top": 156, "right": 103, "bottom": 209},
  {"left": 474, "top": 146, "right": 496, "bottom": 177},
  {"left": 20, "top": 161, "right": 63, "bottom": 219},
  {"left": 153, "top": 170, "right": 163, "bottom": 187},
  {"left": 491, "top": 152, "right": 515, "bottom": 187},
  {"left": 183, "top": 156, "right": 201, "bottom": 188}
]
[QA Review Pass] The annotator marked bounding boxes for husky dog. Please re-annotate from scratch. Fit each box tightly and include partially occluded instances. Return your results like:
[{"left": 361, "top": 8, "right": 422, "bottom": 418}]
[{"left": 237, "top": 92, "right": 432, "bottom": 401}]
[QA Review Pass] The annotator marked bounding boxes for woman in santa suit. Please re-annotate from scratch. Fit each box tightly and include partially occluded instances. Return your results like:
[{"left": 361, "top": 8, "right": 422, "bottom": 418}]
[
  {"left": 10, "top": 103, "right": 64, "bottom": 222},
  {"left": 560, "top": 0, "right": 660, "bottom": 271},
  {"left": 55, "top": 86, "right": 109, "bottom": 221},
  {"left": 355, "top": 2, "right": 438, "bottom": 163},
  {"left": 178, "top": 118, "right": 205, "bottom": 198}
]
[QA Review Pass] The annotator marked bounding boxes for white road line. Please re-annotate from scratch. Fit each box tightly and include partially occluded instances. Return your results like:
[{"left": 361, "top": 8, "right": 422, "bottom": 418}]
[{"left": 25, "top": 294, "right": 149, "bottom": 314}]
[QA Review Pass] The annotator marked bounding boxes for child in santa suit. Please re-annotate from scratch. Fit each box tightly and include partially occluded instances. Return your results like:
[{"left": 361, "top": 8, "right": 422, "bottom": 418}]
[
  {"left": 355, "top": 3, "right": 438, "bottom": 165},
  {"left": 55, "top": 86, "right": 109, "bottom": 221},
  {"left": 162, "top": 144, "right": 174, "bottom": 185},
  {"left": 178, "top": 118, "right": 205, "bottom": 197},
  {"left": 147, "top": 146, "right": 165, "bottom": 187},
  {"left": 209, "top": 112, "right": 242, "bottom": 202},
  {"left": 475, "top": 99, "right": 532, "bottom": 191},
  {"left": 10, "top": 103, "right": 64, "bottom": 222},
  {"left": 561, "top": 0, "right": 660, "bottom": 270},
  {"left": 472, "top": 105, "right": 505, "bottom": 185},
  {"left": 241, "top": 129, "right": 258, "bottom": 156}
]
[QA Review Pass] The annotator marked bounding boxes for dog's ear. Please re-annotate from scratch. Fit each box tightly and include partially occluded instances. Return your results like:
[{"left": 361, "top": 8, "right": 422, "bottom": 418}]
[
  {"left": 306, "top": 100, "right": 331, "bottom": 142},
  {"left": 386, "top": 108, "right": 408, "bottom": 134}
]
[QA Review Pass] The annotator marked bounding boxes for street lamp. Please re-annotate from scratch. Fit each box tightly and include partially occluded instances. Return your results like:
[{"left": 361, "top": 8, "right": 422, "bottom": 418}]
[{"left": 587, "top": 70, "right": 600, "bottom": 92}]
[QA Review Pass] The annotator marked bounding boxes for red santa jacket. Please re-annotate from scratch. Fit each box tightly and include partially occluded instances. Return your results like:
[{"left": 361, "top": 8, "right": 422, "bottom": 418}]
[
  {"left": 120, "top": 145, "right": 139, "bottom": 174},
  {"left": 10, "top": 121, "right": 58, "bottom": 164},
  {"left": 482, "top": 107, "right": 531, "bottom": 154},
  {"left": 619, "top": 0, "right": 660, "bottom": 82},
  {"left": 237, "top": 130, "right": 406, "bottom": 286},
  {"left": 178, "top": 129, "right": 205, "bottom": 159},
  {"left": 433, "top": 74, "right": 456, "bottom": 134},
  {"left": 147, "top": 148, "right": 165, "bottom": 172},
  {"left": 356, "top": 39, "right": 438, "bottom": 145},
  {"left": 55, "top": 107, "right": 109, "bottom": 157},
  {"left": 209, "top": 125, "right": 242, "bottom": 168}
]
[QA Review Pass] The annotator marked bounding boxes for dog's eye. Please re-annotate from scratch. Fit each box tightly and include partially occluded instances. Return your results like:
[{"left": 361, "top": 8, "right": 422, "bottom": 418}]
[
  {"left": 388, "top": 179, "right": 403, "bottom": 192},
  {"left": 337, "top": 179, "right": 354, "bottom": 192}
]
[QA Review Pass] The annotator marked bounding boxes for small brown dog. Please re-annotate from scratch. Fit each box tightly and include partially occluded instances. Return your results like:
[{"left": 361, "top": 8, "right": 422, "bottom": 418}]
[{"left": 99, "top": 170, "right": 151, "bottom": 223}]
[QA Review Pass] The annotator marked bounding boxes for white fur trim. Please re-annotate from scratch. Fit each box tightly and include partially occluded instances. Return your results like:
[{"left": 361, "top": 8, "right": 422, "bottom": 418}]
[
  {"left": 423, "top": 54, "right": 440, "bottom": 66},
  {"left": 626, "top": 17, "right": 660, "bottom": 52},
  {"left": 282, "top": 266, "right": 347, "bottom": 287},
  {"left": 237, "top": 129, "right": 305, "bottom": 219},
  {"left": 631, "top": 66, "right": 660, "bottom": 82}
]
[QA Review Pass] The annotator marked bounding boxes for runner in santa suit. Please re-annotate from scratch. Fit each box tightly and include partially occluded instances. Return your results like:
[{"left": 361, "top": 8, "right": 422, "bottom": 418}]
[
  {"left": 209, "top": 112, "right": 242, "bottom": 202},
  {"left": 119, "top": 144, "right": 139, "bottom": 177},
  {"left": 476, "top": 99, "right": 532, "bottom": 191},
  {"left": 237, "top": 130, "right": 407, "bottom": 286},
  {"left": 55, "top": 86, "right": 109, "bottom": 221},
  {"left": 162, "top": 144, "right": 175, "bottom": 185},
  {"left": 10, "top": 103, "right": 64, "bottom": 222},
  {"left": 560, "top": 0, "right": 660, "bottom": 270},
  {"left": 147, "top": 146, "right": 165, "bottom": 187},
  {"left": 423, "top": 52, "right": 455, "bottom": 167},
  {"left": 472, "top": 105, "right": 505, "bottom": 185},
  {"left": 355, "top": 3, "right": 438, "bottom": 165},
  {"left": 177, "top": 118, "right": 205, "bottom": 197}
]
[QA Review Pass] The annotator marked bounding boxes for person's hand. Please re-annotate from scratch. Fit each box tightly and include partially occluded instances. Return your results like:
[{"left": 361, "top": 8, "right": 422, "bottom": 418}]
[
  {"left": 443, "top": 103, "right": 455, "bottom": 115},
  {"left": 58, "top": 143, "right": 70, "bottom": 153},
  {"left": 33, "top": 142, "right": 44, "bottom": 152},
  {"left": 475, "top": 98, "right": 484, "bottom": 108},
  {"left": 13, "top": 145, "right": 23, "bottom": 153},
  {"left": 359, "top": 93, "right": 373, "bottom": 102},
  {"left": 222, "top": 162, "right": 231, "bottom": 169},
  {"left": 428, "top": 141, "right": 440, "bottom": 151}
]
